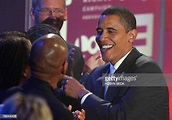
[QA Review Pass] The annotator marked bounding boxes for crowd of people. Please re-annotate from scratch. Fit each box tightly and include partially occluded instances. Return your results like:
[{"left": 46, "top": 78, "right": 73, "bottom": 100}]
[{"left": 0, "top": 0, "right": 169, "bottom": 120}]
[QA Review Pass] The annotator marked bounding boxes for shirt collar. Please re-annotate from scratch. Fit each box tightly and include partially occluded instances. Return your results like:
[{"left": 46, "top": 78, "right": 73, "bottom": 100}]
[{"left": 110, "top": 49, "right": 132, "bottom": 73}]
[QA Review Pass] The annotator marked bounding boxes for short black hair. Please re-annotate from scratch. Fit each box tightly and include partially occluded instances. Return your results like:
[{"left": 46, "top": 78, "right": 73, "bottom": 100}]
[
  {"left": 0, "top": 31, "right": 31, "bottom": 90},
  {"left": 101, "top": 6, "right": 136, "bottom": 32},
  {"left": 27, "top": 24, "right": 60, "bottom": 44}
]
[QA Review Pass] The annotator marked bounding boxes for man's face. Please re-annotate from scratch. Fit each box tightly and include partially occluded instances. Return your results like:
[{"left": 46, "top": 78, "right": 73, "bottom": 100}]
[
  {"left": 32, "top": 0, "right": 67, "bottom": 30},
  {"left": 96, "top": 15, "right": 133, "bottom": 65}
]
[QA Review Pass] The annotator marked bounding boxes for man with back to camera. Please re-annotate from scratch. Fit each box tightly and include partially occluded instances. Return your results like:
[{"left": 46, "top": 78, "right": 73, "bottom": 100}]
[
  {"left": 27, "top": 24, "right": 83, "bottom": 111},
  {"left": 30, "top": 0, "right": 84, "bottom": 80},
  {"left": 20, "top": 33, "right": 85, "bottom": 120},
  {"left": 63, "top": 6, "right": 169, "bottom": 120}
]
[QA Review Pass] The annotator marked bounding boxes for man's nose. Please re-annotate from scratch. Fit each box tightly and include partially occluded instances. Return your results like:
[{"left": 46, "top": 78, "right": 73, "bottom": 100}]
[
  {"left": 49, "top": 10, "right": 57, "bottom": 18},
  {"left": 99, "top": 31, "right": 108, "bottom": 42}
]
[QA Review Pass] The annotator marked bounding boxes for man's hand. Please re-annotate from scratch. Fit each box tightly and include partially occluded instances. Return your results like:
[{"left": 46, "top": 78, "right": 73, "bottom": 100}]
[
  {"left": 64, "top": 76, "right": 89, "bottom": 99},
  {"left": 67, "top": 48, "right": 75, "bottom": 77},
  {"left": 73, "top": 109, "right": 85, "bottom": 120},
  {"left": 68, "top": 105, "right": 85, "bottom": 120}
]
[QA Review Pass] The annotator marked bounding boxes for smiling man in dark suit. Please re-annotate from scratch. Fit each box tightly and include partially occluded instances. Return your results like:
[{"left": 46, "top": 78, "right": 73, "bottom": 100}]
[{"left": 64, "top": 6, "right": 169, "bottom": 120}]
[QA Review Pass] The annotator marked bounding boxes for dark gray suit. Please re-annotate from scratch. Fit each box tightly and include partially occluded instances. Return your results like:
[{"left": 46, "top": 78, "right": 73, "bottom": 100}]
[{"left": 82, "top": 48, "right": 169, "bottom": 120}]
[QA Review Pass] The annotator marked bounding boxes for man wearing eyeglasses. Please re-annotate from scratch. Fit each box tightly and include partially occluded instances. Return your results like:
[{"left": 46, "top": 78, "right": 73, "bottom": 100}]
[{"left": 30, "top": 0, "right": 84, "bottom": 81}]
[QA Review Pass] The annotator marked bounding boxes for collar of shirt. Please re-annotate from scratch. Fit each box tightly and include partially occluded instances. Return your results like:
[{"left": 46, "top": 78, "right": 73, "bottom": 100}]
[{"left": 110, "top": 49, "right": 132, "bottom": 73}]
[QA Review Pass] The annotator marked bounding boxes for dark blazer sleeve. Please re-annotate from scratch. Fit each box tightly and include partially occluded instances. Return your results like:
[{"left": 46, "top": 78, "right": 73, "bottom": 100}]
[{"left": 82, "top": 57, "right": 169, "bottom": 120}]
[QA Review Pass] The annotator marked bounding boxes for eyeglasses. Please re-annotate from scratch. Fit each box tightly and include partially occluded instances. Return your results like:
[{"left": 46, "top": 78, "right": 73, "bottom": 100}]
[{"left": 35, "top": 8, "right": 65, "bottom": 16}]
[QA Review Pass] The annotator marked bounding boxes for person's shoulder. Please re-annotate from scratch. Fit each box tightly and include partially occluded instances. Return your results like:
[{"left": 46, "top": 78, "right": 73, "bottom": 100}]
[
  {"left": 136, "top": 55, "right": 158, "bottom": 67},
  {"left": 135, "top": 54, "right": 162, "bottom": 73},
  {"left": 132, "top": 47, "right": 157, "bottom": 66}
]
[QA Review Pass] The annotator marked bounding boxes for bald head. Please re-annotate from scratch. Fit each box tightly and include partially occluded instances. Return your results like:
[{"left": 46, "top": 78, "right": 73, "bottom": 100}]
[{"left": 29, "top": 33, "right": 68, "bottom": 76}]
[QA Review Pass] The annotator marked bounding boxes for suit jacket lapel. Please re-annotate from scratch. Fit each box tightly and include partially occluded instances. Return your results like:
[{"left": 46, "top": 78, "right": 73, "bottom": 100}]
[
  {"left": 105, "top": 48, "right": 142, "bottom": 102},
  {"left": 94, "top": 64, "right": 110, "bottom": 99},
  {"left": 95, "top": 75, "right": 106, "bottom": 99},
  {"left": 116, "top": 47, "right": 142, "bottom": 73}
]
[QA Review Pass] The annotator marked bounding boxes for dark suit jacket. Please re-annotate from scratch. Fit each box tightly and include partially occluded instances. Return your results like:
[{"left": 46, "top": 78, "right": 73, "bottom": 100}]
[
  {"left": 82, "top": 48, "right": 169, "bottom": 120},
  {"left": 21, "top": 77, "right": 74, "bottom": 120},
  {"left": 66, "top": 42, "right": 84, "bottom": 80}
]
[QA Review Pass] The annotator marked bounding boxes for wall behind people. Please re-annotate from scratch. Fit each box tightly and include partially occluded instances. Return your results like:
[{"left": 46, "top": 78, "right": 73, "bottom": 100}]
[{"left": 0, "top": 0, "right": 25, "bottom": 32}]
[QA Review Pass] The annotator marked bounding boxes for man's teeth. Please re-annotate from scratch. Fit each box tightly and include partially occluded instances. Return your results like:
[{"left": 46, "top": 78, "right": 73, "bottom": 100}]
[{"left": 102, "top": 45, "right": 113, "bottom": 49}]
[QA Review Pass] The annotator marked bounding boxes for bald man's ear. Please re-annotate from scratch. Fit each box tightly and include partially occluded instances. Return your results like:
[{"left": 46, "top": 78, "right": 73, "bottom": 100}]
[
  {"left": 61, "top": 61, "right": 68, "bottom": 74},
  {"left": 19, "top": 66, "right": 31, "bottom": 85}
]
